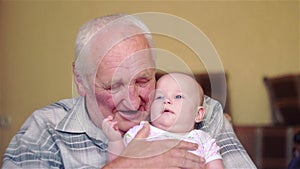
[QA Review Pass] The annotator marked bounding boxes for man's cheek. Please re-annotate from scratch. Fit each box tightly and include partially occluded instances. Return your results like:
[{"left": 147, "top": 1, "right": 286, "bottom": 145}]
[
  {"left": 145, "top": 85, "right": 156, "bottom": 101},
  {"left": 96, "top": 93, "right": 114, "bottom": 109}
]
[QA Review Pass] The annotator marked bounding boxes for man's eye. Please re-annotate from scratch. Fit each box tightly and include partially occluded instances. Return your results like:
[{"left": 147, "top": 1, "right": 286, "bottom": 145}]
[
  {"left": 106, "top": 83, "right": 122, "bottom": 93},
  {"left": 175, "top": 95, "right": 184, "bottom": 99},
  {"left": 136, "top": 79, "right": 150, "bottom": 87}
]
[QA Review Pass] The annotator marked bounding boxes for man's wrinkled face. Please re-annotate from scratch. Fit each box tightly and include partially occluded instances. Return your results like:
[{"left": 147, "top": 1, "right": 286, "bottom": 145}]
[{"left": 86, "top": 35, "right": 156, "bottom": 134}]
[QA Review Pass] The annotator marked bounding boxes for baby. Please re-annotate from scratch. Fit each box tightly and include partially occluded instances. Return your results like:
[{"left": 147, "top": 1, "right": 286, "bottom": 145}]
[{"left": 102, "top": 72, "right": 224, "bottom": 168}]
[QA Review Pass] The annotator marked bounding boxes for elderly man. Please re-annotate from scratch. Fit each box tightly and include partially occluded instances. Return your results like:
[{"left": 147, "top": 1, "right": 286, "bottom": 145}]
[{"left": 3, "top": 14, "right": 256, "bottom": 169}]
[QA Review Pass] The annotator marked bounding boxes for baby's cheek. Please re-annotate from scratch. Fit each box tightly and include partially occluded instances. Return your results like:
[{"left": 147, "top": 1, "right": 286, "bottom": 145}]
[{"left": 150, "top": 101, "right": 164, "bottom": 122}]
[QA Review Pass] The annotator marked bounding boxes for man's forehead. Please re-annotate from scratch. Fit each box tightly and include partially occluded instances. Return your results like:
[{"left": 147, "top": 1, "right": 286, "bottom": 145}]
[
  {"left": 92, "top": 34, "right": 150, "bottom": 63},
  {"left": 88, "top": 25, "right": 147, "bottom": 54},
  {"left": 99, "top": 51, "right": 154, "bottom": 70},
  {"left": 96, "top": 59, "right": 154, "bottom": 81}
]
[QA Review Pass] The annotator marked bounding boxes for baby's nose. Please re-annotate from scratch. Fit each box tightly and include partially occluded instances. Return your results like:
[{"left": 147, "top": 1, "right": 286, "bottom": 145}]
[{"left": 164, "top": 98, "right": 172, "bottom": 104}]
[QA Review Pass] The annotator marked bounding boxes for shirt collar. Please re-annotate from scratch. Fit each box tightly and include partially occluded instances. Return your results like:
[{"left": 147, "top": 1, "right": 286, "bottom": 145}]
[{"left": 55, "top": 96, "right": 108, "bottom": 143}]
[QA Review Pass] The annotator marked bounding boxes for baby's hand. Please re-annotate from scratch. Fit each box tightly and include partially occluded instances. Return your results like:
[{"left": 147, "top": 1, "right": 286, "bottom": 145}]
[{"left": 102, "top": 116, "right": 122, "bottom": 141}]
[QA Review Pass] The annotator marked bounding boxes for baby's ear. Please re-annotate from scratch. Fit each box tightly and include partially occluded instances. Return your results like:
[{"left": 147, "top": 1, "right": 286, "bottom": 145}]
[{"left": 195, "top": 106, "right": 205, "bottom": 123}]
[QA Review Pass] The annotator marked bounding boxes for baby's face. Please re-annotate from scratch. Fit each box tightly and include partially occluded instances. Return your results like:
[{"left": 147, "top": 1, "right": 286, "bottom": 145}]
[{"left": 150, "top": 74, "right": 201, "bottom": 133}]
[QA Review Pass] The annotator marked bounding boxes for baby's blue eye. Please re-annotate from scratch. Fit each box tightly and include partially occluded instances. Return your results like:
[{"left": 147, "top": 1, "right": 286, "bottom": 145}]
[
  {"left": 175, "top": 95, "right": 184, "bottom": 99},
  {"left": 155, "top": 96, "right": 164, "bottom": 100}
]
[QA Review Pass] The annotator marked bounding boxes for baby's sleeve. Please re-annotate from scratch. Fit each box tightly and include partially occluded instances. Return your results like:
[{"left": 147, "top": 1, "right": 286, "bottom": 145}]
[{"left": 202, "top": 134, "right": 223, "bottom": 163}]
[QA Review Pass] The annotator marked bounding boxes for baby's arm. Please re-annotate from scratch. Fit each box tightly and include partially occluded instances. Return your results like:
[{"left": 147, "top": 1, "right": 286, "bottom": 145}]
[
  {"left": 203, "top": 136, "right": 224, "bottom": 169},
  {"left": 193, "top": 130, "right": 224, "bottom": 169},
  {"left": 102, "top": 116, "right": 125, "bottom": 162},
  {"left": 206, "top": 159, "right": 224, "bottom": 169}
]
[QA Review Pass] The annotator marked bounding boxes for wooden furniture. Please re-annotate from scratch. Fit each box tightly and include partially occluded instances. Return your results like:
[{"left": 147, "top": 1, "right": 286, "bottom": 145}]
[
  {"left": 264, "top": 74, "right": 300, "bottom": 125},
  {"left": 234, "top": 125, "right": 300, "bottom": 169}
]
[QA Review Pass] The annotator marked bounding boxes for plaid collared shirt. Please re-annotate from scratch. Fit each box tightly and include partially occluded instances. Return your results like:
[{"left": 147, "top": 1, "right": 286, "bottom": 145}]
[{"left": 2, "top": 96, "right": 256, "bottom": 169}]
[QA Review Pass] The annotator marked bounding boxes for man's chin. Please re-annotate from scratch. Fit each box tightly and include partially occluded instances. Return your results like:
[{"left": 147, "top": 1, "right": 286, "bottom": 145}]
[
  {"left": 118, "top": 120, "right": 139, "bottom": 135},
  {"left": 115, "top": 111, "right": 149, "bottom": 132}
]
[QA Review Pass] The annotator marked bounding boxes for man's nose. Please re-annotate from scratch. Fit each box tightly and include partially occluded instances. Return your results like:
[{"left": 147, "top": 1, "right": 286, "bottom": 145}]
[{"left": 126, "top": 84, "right": 141, "bottom": 110}]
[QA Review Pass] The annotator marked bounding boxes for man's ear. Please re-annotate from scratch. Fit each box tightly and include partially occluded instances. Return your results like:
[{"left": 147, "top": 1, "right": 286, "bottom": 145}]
[
  {"left": 73, "top": 62, "right": 86, "bottom": 96},
  {"left": 195, "top": 106, "right": 205, "bottom": 123}
]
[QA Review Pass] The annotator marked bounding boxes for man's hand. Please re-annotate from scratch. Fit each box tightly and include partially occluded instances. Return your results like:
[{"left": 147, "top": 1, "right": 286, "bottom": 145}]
[{"left": 103, "top": 123, "right": 205, "bottom": 169}]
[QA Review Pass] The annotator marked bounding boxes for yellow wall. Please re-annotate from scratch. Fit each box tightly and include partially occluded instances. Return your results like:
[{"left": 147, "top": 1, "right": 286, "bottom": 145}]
[{"left": 0, "top": 0, "right": 299, "bottom": 161}]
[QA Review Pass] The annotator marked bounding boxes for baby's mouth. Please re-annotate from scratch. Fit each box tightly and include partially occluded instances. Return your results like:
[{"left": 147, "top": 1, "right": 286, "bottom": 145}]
[{"left": 163, "top": 108, "right": 175, "bottom": 114}]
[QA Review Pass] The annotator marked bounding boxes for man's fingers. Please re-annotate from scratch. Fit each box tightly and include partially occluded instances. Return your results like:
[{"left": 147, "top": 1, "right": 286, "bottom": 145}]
[
  {"left": 166, "top": 142, "right": 205, "bottom": 169},
  {"left": 121, "top": 138, "right": 205, "bottom": 169},
  {"left": 156, "top": 139, "right": 198, "bottom": 153},
  {"left": 175, "top": 140, "right": 198, "bottom": 151},
  {"left": 171, "top": 156, "right": 205, "bottom": 169},
  {"left": 168, "top": 149, "right": 205, "bottom": 169},
  {"left": 127, "top": 139, "right": 198, "bottom": 158},
  {"left": 172, "top": 148, "right": 203, "bottom": 163}
]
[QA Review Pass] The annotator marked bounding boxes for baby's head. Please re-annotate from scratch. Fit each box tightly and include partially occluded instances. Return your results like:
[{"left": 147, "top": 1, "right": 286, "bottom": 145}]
[{"left": 151, "top": 72, "right": 205, "bottom": 133}]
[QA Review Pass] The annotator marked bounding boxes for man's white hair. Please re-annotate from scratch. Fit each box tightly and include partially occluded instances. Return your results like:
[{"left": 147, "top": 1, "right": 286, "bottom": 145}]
[{"left": 74, "top": 14, "right": 155, "bottom": 87}]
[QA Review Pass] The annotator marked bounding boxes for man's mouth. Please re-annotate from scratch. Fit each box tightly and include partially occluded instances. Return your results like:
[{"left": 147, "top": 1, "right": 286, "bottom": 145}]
[{"left": 118, "top": 106, "right": 146, "bottom": 120}]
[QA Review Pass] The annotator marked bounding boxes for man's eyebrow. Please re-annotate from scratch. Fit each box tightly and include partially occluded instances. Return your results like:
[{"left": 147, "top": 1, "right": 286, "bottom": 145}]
[
  {"left": 95, "top": 79, "right": 112, "bottom": 87},
  {"left": 108, "top": 77, "right": 124, "bottom": 85},
  {"left": 102, "top": 80, "right": 116, "bottom": 86},
  {"left": 138, "top": 70, "right": 154, "bottom": 77}
]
